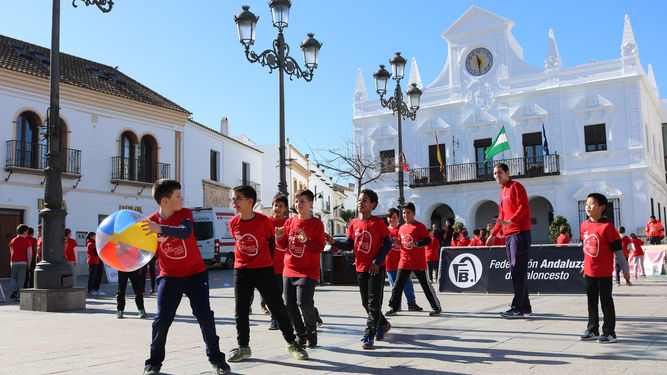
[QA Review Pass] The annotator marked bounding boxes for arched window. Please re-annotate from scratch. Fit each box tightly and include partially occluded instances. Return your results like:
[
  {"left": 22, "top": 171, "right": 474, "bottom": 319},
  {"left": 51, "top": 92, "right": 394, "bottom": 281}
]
[{"left": 15, "top": 112, "right": 40, "bottom": 168}]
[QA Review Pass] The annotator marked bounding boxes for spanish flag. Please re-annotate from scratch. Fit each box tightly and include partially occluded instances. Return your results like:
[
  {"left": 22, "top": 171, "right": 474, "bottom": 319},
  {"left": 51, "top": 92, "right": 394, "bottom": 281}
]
[{"left": 435, "top": 131, "right": 443, "bottom": 171}]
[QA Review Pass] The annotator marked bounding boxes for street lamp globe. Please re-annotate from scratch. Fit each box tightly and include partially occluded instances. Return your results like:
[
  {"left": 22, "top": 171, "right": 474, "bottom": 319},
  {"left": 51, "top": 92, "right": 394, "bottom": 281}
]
[
  {"left": 389, "top": 52, "right": 406, "bottom": 81},
  {"left": 406, "top": 83, "right": 423, "bottom": 110},
  {"left": 234, "top": 5, "right": 258, "bottom": 46},
  {"left": 301, "top": 33, "right": 322, "bottom": 69},
  {"left": 269, "top": 0, "right": 291, "bottom": 28},
  {"left": 373, "top": 65, "right": 391, "bottom": 96}
]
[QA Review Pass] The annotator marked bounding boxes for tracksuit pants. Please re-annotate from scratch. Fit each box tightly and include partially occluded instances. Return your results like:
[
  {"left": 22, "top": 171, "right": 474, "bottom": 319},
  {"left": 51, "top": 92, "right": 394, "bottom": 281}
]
[
  {"left": 585, "top": 275, "right": 616, "bottom": 336},
  {"left": 116, "top": 270, "right": 145, "bottom": 312},
  {"left": 358, "top": 266, "right": 388, "bottom": 337},
  {"left": 388, "top": 268, "right": 441, "bottom": 311},
  {"left": 284, "top": 276, "right": 318, "bottom": 337},
  {"left": 506, "top": 230, "right": 532, "bottom": 313}
]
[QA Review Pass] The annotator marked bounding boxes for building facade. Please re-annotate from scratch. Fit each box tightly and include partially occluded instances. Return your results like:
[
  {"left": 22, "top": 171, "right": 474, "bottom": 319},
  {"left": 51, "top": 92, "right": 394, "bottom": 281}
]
[{"left": 352, "top": 7, "right": 667, "bottom": 243}]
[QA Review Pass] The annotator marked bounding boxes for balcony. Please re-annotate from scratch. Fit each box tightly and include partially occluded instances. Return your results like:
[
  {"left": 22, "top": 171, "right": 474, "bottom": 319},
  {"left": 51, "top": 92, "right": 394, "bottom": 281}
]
[
  {"left": 5, "top": 140, "right": 82, "bottom": 178},
  {"left": 111, "top": 156, "right": 170, "bottom": 186},
  {"left": 409, "top": 154, "right": 560, "bottom": 188}
]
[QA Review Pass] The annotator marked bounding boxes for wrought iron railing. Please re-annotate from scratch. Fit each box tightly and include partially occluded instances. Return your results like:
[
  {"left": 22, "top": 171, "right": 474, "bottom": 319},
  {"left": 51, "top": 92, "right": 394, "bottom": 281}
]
[
  {"left": 5, "top": 140, "right": 82, "bottom": 174},
  {"left": 111, "top": 156, "right": 170, "bottom": 183},
  {"left": 409, "top": 154, "right": 560, "bottom": 187}
]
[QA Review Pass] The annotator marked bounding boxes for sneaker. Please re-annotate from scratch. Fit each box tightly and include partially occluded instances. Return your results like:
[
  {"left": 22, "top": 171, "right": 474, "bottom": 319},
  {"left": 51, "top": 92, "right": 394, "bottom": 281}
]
[
  {"left": 429, "top": 307, "right": 442, "bottom": 316},
  {"left": 227, "top": 346, "right": 251, "bottom": 362},
  {"left": 88, "top": 290, "right": 98, "bottom": 296},
  {"left": 268, "top": 320, "right": 279, "bottom": 330},
  {"left": 286, "top": 340, "right": 309, "bottom": 360},
  {"left": 261, "top": 305, "right": 270, "bottom": 314},
  {"left": 598, "top": 334, "right": 618, "bottom": 343},
  {"left": 500, "top": 308, "right": 524, "bottom": 319},
  {"left": 143, "top": 364, "right": 160, "bottom": 375},
  {"left": 407, "top": 303, "right": 423, "bottom": 312},
  {"left": 96, "top": 291, "right": 106, "bottom": 296},
  {"left": 210, "top": 359, "right": 231, "bottom": 374},
  {"left": 116, "top": 311, "right": 123, "bottom": 319},
  {"left": 139, "top": 310, "right": 147, "bottom": 319},
  {"left": 626, "top": 281, "right": 632, "bottom": 286},
  {"left": 523, "top": 310, "right": 533, "bottom": 317},
  {"left": 361, "top": 335, "right": 374, "bottom": 350},
  {"left": 579, "top": 330, "right": 600, "bottom": 341},
  {"left": 375, "top": 322, "right": 391, "bottom": 341},
  {"left": 385, "top": 307, "right": 398, "bottom": 316},
  {"left": 298, "top": 335, "right": 307, "bottom": 348},
  {"left": 306, "top": 330, "right": 318, "bottom": 348}
]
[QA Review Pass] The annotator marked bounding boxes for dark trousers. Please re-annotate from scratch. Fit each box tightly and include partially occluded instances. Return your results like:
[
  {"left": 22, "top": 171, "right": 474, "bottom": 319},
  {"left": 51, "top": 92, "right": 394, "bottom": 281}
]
[
  {"left": 145, "top": 271, "right": 224, "bottom": 368},
  {"left": 141, "top": 257, "right": 157, "bottom": 291},
  {"left": 116, "top": 270, "right": 145, "bottom": 311},
  {"left": 268, "top": 273, "right": 284, "bottom": 323},
  {"left": 388, "top": 268, "right": 441, "bottom": 311},
  {"left": 427, "top": 260, "right": 439, "bottom": 282},
  {"left": 284, "top": 276, "right": 318, "bottom": 337},
  {"left": 506, "top": 230, "right": 532, "bottom": 313},
  {"left": 649, "top": 236, "right": 662, "bottom": 245},
  {"left": 585, "top": 275, "right": 615, "bottom": 336},
  {"left": 234, "top": 267, "right": 296, "bottom": 347},
  {"left": 88, "top": 263, "right": 103, "bottom": 292},
  {"left": 358, "top": 266, "right": 388, "bottom": 337},
  {"left": 24, "top": 259, "right": 36, "bottom": 288}
]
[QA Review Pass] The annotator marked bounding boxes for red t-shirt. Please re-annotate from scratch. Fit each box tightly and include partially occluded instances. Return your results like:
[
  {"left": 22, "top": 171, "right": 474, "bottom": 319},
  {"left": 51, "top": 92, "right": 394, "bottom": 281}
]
[
  {"left": 424, "top": 234, "right": 440, "bottom": 261},
  {"left": 280, "top": 216, "right": 325, "bottom": 281},
  {"left": 64, "top": 237, "right": 78, "bottom": 263},
  {"left": 494, "top": 236, "right": 506, "bottom": 246},
  {"left": 9, "top": 235, "right": 31, "bottom": 264},
  {"left": 229, "top": 213, "right": 275, "bottom": 269},
  {"left": 469, "top": 237, "right": 484, "bottom": 247},
  {"left": 580, "top": 219, "right": 621, "bottom": 277},
  {"left": 492, "top": 179, "right": 531, "bottom": 238},
  {"left": 345, "top": 216, "right": 390, "bottom": 272},
  {"left": 385, "top": 226, "right": 402, "bottom": 272},
  {"left": 36, "top": 237, "right": 43, "bottom": 259},
  {"left": 556, "top": 234, "right": 571, "bottom": 247},
  {"left": 629, "top": 238, "right": 644, "bottom": 256},
  {"left": 455, "top": 238, "right": 471, "bottom": 247},
  {"left": 148, "top": 208, "right": 207, "bottom": 278},
  {"left": 28, "top": 237, "right": 37, "bottom": 259},
  {"left": 269, "top": 216, "right": 288, "bottom": 274},
  {"left": 398, "top": 220, "right": 429, "bottom": 270},
  {"left": 618, "top": 236, "right": 631, "bottom": 258},
  {"left": 86, "top": 239, "right": 100, "bottom": 265}
]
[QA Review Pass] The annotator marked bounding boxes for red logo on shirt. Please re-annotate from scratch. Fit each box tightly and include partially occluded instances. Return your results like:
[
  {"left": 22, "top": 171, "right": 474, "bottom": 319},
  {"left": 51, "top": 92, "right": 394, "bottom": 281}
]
[
  {"left": 236, "top": 233, "right": 259, "bottom": 256},
  {"left": 158, "top": 237, "right": 187, "bottom": 259},
  {"left": 391, "top": 235, "right": 401, "bottom": 251},
  {"left": 401, "top": 234, "right": 414, "bottom": 250},
  {"left": 355, "top": 230, "right": 373, "bottom": 254},
  {"left": 583, "top": 233, "right": 599, "bottom": 258},
  {"left": 288, "top": 233, "right": 307, "bottom": 258}
]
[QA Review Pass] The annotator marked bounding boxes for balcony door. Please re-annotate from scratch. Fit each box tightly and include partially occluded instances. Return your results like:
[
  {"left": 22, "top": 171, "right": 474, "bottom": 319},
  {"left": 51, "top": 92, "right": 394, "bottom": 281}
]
[
  {"left": 428, "top": 143, "right": 446, "bottom": 183},
  {"left": 120, "top": 132, "right": 136, "bottom": 180},
  {"left": 15, "top": 113, "right": 40, "bottom": 168},
  {"left": 474, "top": 138, "right": 492, "bottom": 178},
  {"left": 522, "top": 132, "right": 543, "bottom": 176}
]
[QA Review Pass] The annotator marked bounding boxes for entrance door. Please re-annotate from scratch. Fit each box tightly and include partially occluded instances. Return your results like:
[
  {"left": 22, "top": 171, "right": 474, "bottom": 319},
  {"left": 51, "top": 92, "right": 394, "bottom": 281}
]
[{"left": 0, "top": 209, "right": 24, "bottom": 278}]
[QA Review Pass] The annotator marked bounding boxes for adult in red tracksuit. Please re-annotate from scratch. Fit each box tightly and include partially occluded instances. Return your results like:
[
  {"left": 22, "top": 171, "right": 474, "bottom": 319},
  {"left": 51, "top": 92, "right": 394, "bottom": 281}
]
[
  {"left": 645, "top": 215, "right": 664, "bottom": 245},
  {"left": 486, "top": 163, "right": 532, "bottom": 318}
]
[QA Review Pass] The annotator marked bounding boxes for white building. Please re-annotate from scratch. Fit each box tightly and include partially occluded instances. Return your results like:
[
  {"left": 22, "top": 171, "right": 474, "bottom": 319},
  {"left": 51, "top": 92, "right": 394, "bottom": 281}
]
[{"left": 352, "top": 6, "right": 667, "bottom": 243}]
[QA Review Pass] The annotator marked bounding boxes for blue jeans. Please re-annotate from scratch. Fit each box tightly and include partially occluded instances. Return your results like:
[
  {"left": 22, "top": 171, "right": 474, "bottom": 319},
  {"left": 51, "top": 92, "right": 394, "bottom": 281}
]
[
  {"left": 387, "top": 269, "right": 415, "bottom": 305},
  {"left": 145, "top": 271, "right": 224, "bottom": 368}
]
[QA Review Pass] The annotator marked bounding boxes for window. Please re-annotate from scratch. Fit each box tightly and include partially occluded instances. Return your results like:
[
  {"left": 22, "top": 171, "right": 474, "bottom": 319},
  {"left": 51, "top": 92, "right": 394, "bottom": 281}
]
[
  {"left": 474, "top": 138, "right": 492, "bottom": 178},
  {"left": 242, "top": 162, "right": 250, "bottom": 185},
  {"left": 523, "top": 132, "right": 543, "bottom": 175},
  {"left": 15, "top": 113, "right": 41, "bottom": 168},
  {"left": 210, "top": 150, "right": 219, "bottom": 181},
  {"left": 584, "top": 124, "right": 607, "bottom": 152},
  {"left": 428, "top": 143, "right": 446, "bottom": 183},
  {"left": 379, "top": 149, "right": 395, "bottom": 173}
]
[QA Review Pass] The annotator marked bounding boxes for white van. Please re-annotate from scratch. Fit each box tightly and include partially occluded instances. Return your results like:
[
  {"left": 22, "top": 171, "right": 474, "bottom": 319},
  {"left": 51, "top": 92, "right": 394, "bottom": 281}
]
[{"left": 191, "top": 207, "right": 235, "bottom": 267}]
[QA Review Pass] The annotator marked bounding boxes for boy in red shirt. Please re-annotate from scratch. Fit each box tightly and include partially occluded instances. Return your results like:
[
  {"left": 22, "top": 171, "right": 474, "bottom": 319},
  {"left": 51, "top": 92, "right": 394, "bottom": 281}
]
[
  {"left": 615, "top": 226, "right": 631, "bottom": 286},
  {"left": 579, "top": 193, "right": 630, "bottom": 343},
  {"left": 325, "top": 189, "right": 393, "bottom": 349},
  {"left": 629, "top": 233, "right": 646, "bottom": 278},
  {"left": 266, "top": 194, "right": 289, "bottom": 330},
  {"left": 226, "top": 186, "right": 308, "bottom": 362},
  {"left": 469, "top": 229, "right": 484, "bottom": 247},
  {"left": 556, "top": 226, "right": 571, "bottom": 247},
  {"left": 386, "top": 202, "right": 442, "bottom": 317},
  {"left": 8, "top": 224, "right": 31, "bottom": 301},
  {"left": 384, "top": 208, "right": 420, "bottom": 312},
  {"left": 141, "top": 179, "right": 230, "bottom": 375},
  {"left": 425, "top": 229, "right": 441, "bottom": 283},
  {"left": 64, "top": 228, "right": 78, "bottom": 271},
  {"left": 455, "top": 230, "right": 471, "bottom": 247},
  {"left": 24, "top": 227, "right": 38, "bottom": 288},
  {"left": 276, "top": 189, "right": 325, "bottom": 348}
]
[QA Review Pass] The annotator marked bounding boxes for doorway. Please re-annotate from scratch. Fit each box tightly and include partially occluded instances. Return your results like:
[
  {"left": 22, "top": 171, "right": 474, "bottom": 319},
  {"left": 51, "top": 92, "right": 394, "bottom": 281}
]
[{"left": 0, "top": 209, "right": 24, "bottom": 277}]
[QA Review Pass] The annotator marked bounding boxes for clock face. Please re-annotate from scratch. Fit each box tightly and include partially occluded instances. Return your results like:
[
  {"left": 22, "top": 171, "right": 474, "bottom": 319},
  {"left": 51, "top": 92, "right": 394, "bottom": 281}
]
[{"left": 465, "top": 47, "right": 493, "bottom": 76}]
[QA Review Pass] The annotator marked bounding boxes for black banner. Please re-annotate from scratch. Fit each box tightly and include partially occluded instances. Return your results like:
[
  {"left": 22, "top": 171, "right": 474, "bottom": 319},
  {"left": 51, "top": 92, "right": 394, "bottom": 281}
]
[{"left": 439, "top": 246, "right": 586, "bottom": 294}]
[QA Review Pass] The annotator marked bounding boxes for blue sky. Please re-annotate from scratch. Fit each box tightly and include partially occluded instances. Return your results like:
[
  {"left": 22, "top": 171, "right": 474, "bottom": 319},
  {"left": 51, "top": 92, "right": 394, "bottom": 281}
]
[{"left": 1, "top": 1, "right": 665, "bottom": 157}]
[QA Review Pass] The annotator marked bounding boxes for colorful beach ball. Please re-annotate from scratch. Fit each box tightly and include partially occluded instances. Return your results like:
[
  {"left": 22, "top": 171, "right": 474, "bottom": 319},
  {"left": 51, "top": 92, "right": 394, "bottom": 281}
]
[{"left": 96, "top": 210, "right": 157, "bottom": 272}]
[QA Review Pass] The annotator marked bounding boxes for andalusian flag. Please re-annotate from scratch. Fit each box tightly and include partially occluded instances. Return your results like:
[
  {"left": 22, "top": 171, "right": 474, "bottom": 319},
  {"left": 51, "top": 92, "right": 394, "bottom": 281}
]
[
  {"left": 484, "top": 126, "right": 509, "bottom": 163},
  {"left": 435, "top": 131, "right": 444, "bottom": 171}
]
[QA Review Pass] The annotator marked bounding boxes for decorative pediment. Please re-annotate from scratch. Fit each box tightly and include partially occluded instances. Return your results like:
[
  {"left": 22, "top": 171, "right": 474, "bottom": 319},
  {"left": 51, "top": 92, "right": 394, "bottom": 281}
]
[
  {"left": 511, "top": 103, "right": 549, "bottom": 122},
  {"left": 442, "top": 6, "right": 511, "bottom": 40},
  {"left": 417, "top": 118, "right": 452, "bottom": 134},
  {"left": 463, "top": 110, "right": 497, "bottom": 128},
  {"left": 573, "top": 95, "right": 614, "bottom": 113},
  {"left": 572, "top": 181, "right": 623, "bottom": 201},
  {"left": 369, "top": 124, "right": 397, "bottom": 140}
]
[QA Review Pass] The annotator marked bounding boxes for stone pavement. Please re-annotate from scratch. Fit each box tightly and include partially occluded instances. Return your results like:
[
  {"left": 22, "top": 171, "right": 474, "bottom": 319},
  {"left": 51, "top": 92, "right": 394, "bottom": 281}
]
[{"left": 0, "top": 270, "right": 665, "bottom": 375}]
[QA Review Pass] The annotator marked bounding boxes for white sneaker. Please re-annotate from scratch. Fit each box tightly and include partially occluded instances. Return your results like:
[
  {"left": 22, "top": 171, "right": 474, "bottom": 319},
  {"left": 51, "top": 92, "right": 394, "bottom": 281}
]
[
  {"left": 96, "top": 291, "right": 106, "bottom": 296},
  {"left": 89, "top": 290, "right": 98, "bottom": 296}
]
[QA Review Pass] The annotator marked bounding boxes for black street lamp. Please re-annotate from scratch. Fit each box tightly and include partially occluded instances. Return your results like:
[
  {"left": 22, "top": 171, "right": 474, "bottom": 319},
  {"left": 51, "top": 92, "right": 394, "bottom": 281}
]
[
  {"left": 373, "top": 52, "right": 422, "bottom": 209},
  {"left": 234, "top": 1, "right": 322, "bottom": 196},
  {"left": 33, "top": 0, "right": 113, "bottom": 291}
]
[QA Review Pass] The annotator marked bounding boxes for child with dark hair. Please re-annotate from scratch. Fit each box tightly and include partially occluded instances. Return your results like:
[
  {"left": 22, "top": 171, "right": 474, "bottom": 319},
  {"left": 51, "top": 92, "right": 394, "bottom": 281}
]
[
  {"left": 64, "top": 228, "right": 78, "bottom": 280},
  {"left": 276, "top": 189, "right": 325, "bottom": 348},
  {"left": 141, "top": 179, "right": 230, "bottom": 375},
  {"left": 266, "top": 193, "right": 289, "bottom": 330},
  {"left": 384, "top": 208, "right": 420, "bottom": 312},
  {"left": 557, "top": 226, "right": 571, "bottom": 247},
  {"left": 425, "top": 229, "right": 441, "bottom": 282},
  {"left": 579, "top": 193, "right": 630, "bottom": 343},
  {"left": 615, "top": 226, "right": 631, "bottom": 286},
  {"left": 8, "top": 224, "right": 31, "bottom": 301},
  {"left": 386, "top": 203, "right": 442, "bottom": 317},
  {"left": 629, "top": 233, "right": 646, "bottom": 278},
  {"left": 325, "top": 189, "right": 392, "bottom": 349},
  {"left": 469, "top": 229, "right": 484, "bottom": 247},
  {"left": 86, "top": 232, "right": 105, "bottom": 296},
  {"left": 455, "top": 229, "right": 470, "bottom": 247}
]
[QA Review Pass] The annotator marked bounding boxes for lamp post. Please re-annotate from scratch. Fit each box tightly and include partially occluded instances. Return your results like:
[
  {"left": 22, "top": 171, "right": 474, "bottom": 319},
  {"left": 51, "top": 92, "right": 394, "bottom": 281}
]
[
  {"left": 234, "top": 1, "right": 322, "bottom": 196},
  {"left": 33, "top": 0, "right": 113, "bottom": 291},
  {"left": 373, "top": 52, "right": 422, "bottom": 209}
]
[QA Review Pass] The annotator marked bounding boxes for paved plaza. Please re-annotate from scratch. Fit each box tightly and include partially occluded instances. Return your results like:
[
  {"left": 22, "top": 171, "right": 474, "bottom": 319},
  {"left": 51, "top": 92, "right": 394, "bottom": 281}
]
[{"left": 0, "top": 269, "right": 665, "bottom": 375}]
